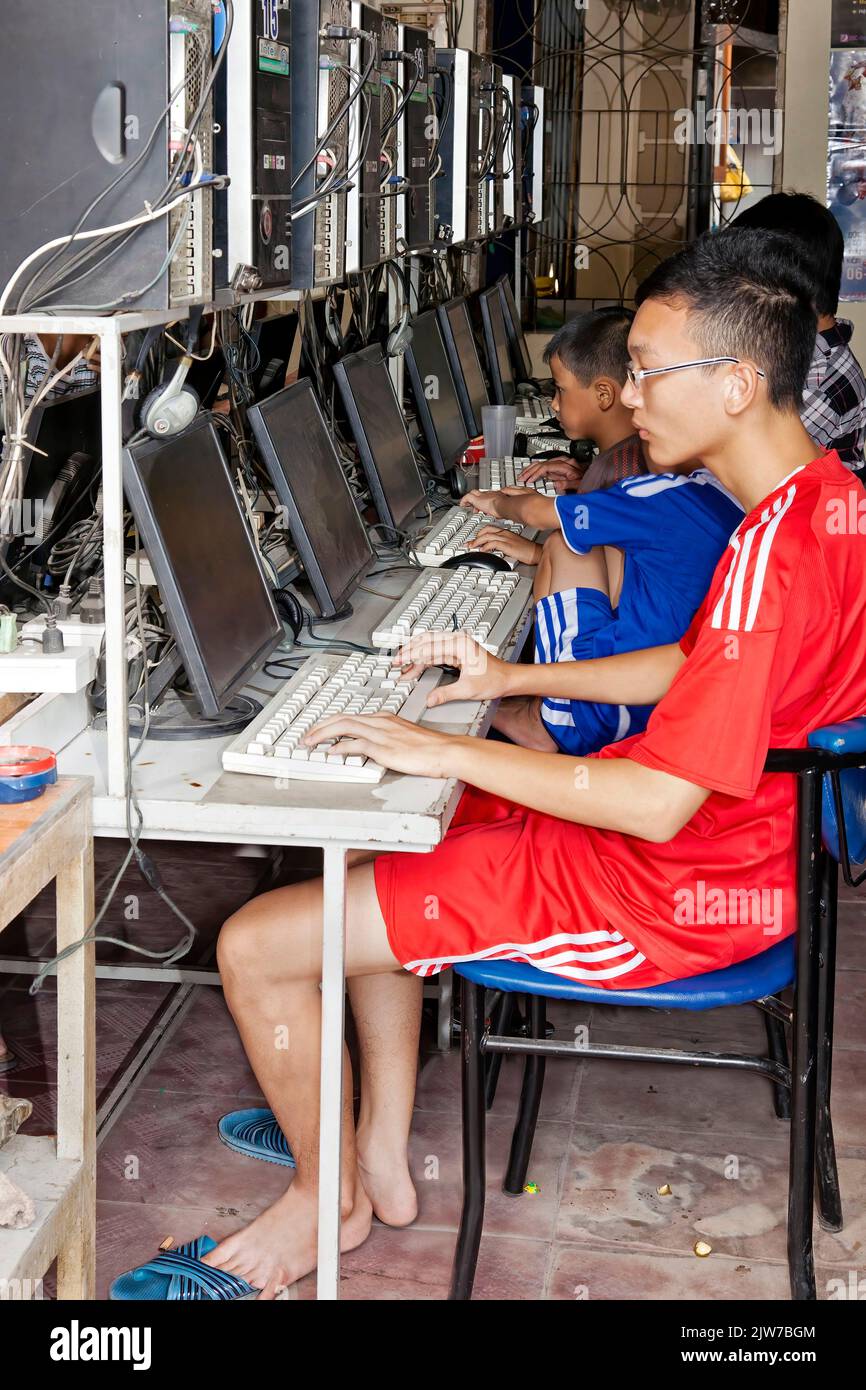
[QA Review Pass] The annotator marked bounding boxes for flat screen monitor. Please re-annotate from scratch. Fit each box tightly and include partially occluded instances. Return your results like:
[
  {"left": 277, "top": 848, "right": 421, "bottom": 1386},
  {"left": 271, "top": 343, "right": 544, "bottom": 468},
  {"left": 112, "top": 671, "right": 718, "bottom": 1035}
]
[
  {"left": 437, "top": 298, "right": 490, "bottom": 436},
  {"left": 496, "top": 274, "right": 535, "bottom": 382},
  {"left": 122, "top": 417, "right": 283, "bottom": 719},
  {"left": 247, "top": 378, "right": 374, "bottom": 616},
  {"left": 333, "top": 346, "right": 427, "bottom": 531},
  {"left": 478, "top": 285, "right": 517, "bottom": 405},
  {"left": 403, "top": 310, "right": 470, "bottom": 474},
  {"left": 249, "top": 314, "right": 294, "bottom": 401}
]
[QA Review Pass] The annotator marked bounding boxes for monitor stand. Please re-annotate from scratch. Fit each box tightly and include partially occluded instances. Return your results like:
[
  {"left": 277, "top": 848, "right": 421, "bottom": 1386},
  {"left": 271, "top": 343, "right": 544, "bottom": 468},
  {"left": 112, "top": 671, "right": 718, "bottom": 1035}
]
[{"left": 92, "top": 648, "right": 261, "bottom": 742}]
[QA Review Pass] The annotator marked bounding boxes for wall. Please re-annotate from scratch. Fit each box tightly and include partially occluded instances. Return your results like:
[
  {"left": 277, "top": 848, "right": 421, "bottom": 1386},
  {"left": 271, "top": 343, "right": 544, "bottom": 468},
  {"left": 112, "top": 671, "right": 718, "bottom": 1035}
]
[{"left": 783, "top": 0, "right": 866, "bottom": 346}]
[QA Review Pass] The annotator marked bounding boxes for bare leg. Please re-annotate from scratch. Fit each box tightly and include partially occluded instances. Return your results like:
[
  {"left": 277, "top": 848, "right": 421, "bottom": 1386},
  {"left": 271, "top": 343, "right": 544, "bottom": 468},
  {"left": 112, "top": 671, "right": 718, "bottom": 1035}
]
[
  {"left": 496, "top": 535, "right": 614, "bottom": 751},
  {"left": 205, "top": 864, "right": 411, "bottom": 1296},
  {"left": 348, "top": 971, "right": 423, "bottom": 1226},
  {"left": 533, "top": 531, "right": 610, "bottom": 603}
]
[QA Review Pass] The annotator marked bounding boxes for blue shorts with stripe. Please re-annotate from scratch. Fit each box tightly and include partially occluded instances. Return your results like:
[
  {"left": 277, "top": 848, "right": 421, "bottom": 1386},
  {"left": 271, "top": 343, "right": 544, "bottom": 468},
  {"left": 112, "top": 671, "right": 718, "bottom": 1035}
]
[{"left": 534, "top": 587, "right": 655, "bottom": 756}]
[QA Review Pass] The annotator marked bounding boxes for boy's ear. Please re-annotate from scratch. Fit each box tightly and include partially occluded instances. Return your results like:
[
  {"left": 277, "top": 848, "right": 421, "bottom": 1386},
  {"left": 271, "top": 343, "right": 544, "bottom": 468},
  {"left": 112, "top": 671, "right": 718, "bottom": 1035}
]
[
  {"left": 594, "top": 377, "right": 617, "bottom": 412},
  {"left": 723, "top": 362, "right": 759, "bottom": 416}
]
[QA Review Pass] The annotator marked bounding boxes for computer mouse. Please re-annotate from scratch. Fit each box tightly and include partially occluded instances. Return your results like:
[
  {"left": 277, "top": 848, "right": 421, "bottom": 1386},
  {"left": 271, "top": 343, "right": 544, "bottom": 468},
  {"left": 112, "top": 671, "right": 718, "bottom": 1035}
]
[
  {"left": 449, "top": 465, "right": 469, "bottom": 499},
  {"left": 441, "top": 550, "right": 512, "bottom": 573}
]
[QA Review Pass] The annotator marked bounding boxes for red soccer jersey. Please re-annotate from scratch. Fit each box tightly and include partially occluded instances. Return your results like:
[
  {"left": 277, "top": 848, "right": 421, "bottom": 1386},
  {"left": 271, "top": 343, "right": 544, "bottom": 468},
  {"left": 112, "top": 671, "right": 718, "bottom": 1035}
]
[{"left": 577, "top": 451, "right": 866, "bottom": 979}]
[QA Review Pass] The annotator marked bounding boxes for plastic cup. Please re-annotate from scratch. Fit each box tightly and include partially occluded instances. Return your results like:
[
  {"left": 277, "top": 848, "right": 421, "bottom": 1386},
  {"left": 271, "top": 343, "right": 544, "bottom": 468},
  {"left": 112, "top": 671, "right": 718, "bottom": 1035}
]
[{"left": 481, "top": 405, "right": 519, "bottom": 462}]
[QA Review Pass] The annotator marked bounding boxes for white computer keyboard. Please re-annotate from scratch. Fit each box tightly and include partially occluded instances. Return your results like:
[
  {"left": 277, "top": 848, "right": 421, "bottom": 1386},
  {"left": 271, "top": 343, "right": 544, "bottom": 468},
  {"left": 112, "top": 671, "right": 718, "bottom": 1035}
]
[
  {"left": 411, "top": 506, "right": 535, "bottom": 566},
  {"left": 516, "top": 394, "right": 554, "bottom": 422},
  {"left": 222, "top": 653, "right": 442, "bottom": 784},
  {"left": 478, "top": 457, "right": 558, "bottom": 497},
  {"left": 372, "top": 565, "right": 533, "bottom": 651}
]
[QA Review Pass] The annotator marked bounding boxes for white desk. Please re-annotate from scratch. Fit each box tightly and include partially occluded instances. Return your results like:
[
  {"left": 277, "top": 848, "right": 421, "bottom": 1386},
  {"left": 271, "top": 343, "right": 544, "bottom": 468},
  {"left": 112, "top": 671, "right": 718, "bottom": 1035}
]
[{"left": 19, "top": 570, "right": 535, "bottom": 1301}]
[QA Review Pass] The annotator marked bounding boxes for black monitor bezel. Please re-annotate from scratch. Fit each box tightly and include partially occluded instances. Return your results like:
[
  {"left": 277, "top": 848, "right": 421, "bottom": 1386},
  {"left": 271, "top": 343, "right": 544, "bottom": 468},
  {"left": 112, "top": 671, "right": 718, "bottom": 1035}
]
[
  {"left": 247, "top": 378, "right": 375, "bottom": 617},
  {"left": 478, "top": 285, "right": 517, "bottom": 406},
  {"left": 403, "top": 310, "right": 470, "bottom": 475},
  {"left": 436, "top": 298, "right": 490, "bottom": 437},
  {"left": 496, "top": 274, "right": 534, "bottom": 382},
  {"left": 122, "top": 417, "right": 283, "bottom": 720},
  {"left": 332, "top": 345, "right": 427, "bottom": 531}
]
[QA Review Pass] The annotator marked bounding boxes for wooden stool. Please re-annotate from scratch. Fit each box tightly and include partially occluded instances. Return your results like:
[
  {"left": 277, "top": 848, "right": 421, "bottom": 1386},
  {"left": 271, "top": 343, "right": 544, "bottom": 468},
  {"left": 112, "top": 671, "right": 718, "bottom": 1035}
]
[{"left": 0, "top": 777, "right": 94, "bottom": 1300}]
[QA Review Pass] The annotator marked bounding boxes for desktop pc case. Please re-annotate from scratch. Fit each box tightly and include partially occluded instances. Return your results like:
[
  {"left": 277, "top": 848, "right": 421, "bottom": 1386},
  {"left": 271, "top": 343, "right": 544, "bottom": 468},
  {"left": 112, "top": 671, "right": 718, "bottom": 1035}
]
[
  {"left": 290, "top": 0, "right": 352, "bottom": 288},
  {"left": 501, "top": 73, "right": 522, "bottom": 229},
  {"left": 378, "top": 15, "right": 400, "bottom": 263},
  {"left": 480, "top": 60, "right": 505, "bottom": 236},
  {"left": 396, "top": 25, "right": 435, "bottom": 251},
  {"left": 213, "top": 0, "right": 292, "bottom": 292},
  {"left": 0, "top": 0, "right": 216, "bottom": 314},
  {"left": 345, "top": 3, "right": 385, "bottom": 274},
  {"left": 521, "top": 83, "right": 553, "bottom": 224},
  {"left": 433, "top": 48, "right": 485, "bottom": 245}
]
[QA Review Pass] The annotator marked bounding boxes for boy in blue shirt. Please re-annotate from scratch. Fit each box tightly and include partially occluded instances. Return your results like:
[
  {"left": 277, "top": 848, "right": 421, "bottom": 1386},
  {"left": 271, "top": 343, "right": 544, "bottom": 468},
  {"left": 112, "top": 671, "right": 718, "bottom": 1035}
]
[{"left": 461, "top": 450, "right": 743, "bottom": 755}]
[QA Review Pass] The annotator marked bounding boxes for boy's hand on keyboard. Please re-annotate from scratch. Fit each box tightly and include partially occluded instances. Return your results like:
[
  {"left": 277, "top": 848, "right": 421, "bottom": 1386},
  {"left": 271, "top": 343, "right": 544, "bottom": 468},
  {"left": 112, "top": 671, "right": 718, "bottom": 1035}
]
[
  {"left": 468, "top": 526, "right": 542, "bottom": 566},
  {"left": 461, "top": 486, "right": 542, "bottom": 522},
  {"left": 392, "top": 631, "right": 510, "bottom": 705},
  {"left": 303, "top": 715, "right": 457, "bottom": 779},
  {"left": 519, "top": 457, "right": 584, "bottom": 490}
]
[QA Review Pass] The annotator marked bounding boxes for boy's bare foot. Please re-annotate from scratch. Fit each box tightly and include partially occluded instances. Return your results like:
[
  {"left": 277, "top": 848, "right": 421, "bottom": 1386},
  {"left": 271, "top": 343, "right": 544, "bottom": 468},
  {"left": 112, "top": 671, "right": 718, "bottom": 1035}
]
[
  {"left": 492, "top": 696, "right": 558, "bottom": 752},
  {"left": 202, "top": 1179, "right": 373, "bottom": 1297},
  {"left": 355, "top": 1131, "right": 418, "bottom": 1227}
]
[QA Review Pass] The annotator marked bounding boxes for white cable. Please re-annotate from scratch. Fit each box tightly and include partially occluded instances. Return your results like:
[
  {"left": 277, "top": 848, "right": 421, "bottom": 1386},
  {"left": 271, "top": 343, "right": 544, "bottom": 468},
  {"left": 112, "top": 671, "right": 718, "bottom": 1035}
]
[{"left": 0, "top": 179, "right": 222, "bottom": 316}]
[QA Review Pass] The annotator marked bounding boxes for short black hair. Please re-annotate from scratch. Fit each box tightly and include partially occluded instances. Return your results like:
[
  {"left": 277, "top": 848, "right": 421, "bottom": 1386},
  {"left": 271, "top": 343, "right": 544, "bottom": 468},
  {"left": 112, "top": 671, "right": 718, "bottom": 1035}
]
[
  {"left": 731, "top": 191, "right": 843, "bottom": 317},
  {"left": 543, "top": 305, "right": 635, "bottom": 386},
  {"left": 634, "top": 229, "right": 817, "bottom": 412}
]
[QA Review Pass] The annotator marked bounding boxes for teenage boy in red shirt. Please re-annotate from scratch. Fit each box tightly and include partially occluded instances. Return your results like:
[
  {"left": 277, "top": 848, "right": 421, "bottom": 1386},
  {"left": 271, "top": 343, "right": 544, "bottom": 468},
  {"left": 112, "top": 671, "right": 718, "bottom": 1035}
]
[{"left": 191, "top": 229, "right": 866, "bottom": 1296}]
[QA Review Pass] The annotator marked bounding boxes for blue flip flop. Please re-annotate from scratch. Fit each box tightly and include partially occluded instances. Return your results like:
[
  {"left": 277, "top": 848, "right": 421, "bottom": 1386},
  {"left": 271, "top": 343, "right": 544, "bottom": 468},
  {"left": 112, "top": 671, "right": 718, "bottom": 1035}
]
[
  {"left": 218, "top": 1108, "right": 295, "bottom": 1168},
  {"left": 109, "top": 1235, "right": 259, "bottom": 1301}
]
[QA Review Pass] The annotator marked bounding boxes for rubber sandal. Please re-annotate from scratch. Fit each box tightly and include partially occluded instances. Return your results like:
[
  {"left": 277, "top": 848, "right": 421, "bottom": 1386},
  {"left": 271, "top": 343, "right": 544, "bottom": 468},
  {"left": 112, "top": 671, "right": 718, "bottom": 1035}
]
[
  {"left": 0, "top": 1050, "right": 17, "bottom": 1075},
  {"left": 109, "top": 1234, "right": 260, "bottom": 1301},
  {"left": 218, "top": 1108, "right": 295, "bottom": 1168}
]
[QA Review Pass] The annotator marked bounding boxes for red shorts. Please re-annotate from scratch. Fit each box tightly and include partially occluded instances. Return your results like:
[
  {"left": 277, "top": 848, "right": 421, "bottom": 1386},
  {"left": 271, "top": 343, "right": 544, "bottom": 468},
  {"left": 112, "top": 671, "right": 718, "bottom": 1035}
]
[{"left": 373, "top": 787, "right": 671, "bottom": 989}]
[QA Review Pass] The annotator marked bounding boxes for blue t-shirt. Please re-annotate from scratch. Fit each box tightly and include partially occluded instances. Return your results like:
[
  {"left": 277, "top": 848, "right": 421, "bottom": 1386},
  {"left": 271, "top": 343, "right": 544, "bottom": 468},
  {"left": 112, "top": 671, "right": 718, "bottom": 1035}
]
[{"left": 554, "top": 468, "right": 744, "bottom": 657}]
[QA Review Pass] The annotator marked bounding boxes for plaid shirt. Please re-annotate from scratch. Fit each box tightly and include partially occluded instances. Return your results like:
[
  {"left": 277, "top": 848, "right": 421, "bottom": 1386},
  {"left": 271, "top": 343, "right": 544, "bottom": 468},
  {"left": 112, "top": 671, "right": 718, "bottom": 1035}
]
[
  {"left": 801, "top": 319, "right": 866, "bottom": 470},
  {"left": 21, "top": 334, "right": 99, "bottom": 401},
  {"left": 577, "top": 432, "right": 649, "bottom": 493}
]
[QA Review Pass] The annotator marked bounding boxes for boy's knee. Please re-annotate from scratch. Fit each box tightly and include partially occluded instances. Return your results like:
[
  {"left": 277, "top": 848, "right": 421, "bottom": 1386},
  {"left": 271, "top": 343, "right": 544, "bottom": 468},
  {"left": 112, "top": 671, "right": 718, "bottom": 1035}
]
[{"left": 217, "top": 902, "right": 265, "bottom": 980}]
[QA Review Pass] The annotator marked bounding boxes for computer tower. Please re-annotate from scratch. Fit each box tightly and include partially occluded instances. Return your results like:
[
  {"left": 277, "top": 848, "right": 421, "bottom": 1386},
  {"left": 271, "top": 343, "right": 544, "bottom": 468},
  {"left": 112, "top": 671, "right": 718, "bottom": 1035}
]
[
  {"left": 0, "top": 0, "right": 216, "bottom": 314},
  {"left": 214, "top": 0, "right": 291, "bottom": 292},
  {"left": 290, "top": 0, "right": 352, "bottom": 288},
  {"left": 521, "top": 83, "right": 552, "bottom": 225},
  {"left": 433, "top": 49, "right": 485, "bottom": 245},
  {"left": 396, "top": 25, "right": 435, "bottom": 251},
  {"left": 345, "top": 3, "right": 385, "bottom": 273},
  {"left": 501, "top": 74, "right": 522, "bottom": 229},
  {"left": 379, "top": 15, "right": 400, "bottom": 263},
  {"left": 481, "top": 60, "right": 505, "bottom": 236}
]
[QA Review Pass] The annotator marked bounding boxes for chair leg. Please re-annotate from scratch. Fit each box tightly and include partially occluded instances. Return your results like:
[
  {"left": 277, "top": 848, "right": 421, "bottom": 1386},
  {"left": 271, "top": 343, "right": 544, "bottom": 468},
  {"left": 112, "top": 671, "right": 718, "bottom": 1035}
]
[
  {"left": 449, "top": 978, "right": 488, "bottom": 1300},
  {"left": 503, "top": 995, "right": 547, "bottom": 1196},
  {"left": 787, "top": 769, "right": 821, "bottom": 1301},
  {"left": 484, "top": 991, "right": 519, "bottom": 1112},
  {"left": 815, "top": 854, "right": 843, "bottom": 1233},
  {"left": 762, "top": 1000, "right": 792, "bottom": 1121}
]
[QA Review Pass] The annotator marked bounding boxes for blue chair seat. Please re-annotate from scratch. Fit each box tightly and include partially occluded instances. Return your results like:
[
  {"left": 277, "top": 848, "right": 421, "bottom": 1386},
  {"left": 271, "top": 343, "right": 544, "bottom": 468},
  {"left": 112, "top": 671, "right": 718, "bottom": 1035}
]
[
  {"left": 454, "top": 936, "right": 795, "bottom": 1010},
  {"left": 808, "top": 716, "right": 866, "bottom": 866}
]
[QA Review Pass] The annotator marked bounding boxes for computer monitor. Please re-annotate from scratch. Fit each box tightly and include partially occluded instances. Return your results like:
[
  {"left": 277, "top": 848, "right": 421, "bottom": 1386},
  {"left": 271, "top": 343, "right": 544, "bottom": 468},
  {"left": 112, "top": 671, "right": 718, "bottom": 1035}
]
[
  {"left": 333, "top": 346, "right": 427, "bottom": 532},
  {"left": 403, "top": 311, "right": 471, "bottom": 475},
  {"left": 496, "top": 274, "right": 535, "bottom": 383},
  {"left": 437, "top": 298, "right": 490, "bottom": 437},
  {"left": 122, "top": 417, "right": 283, "bottom": 720},
  {"left": 478, "top": 285, "right": 517, "bottom": 406},
  {"left": 248, "top": 314, "right": 294, "bottom": 402},
  {"left": 247, "top": 379, "right": 374, "bottom": 617}
]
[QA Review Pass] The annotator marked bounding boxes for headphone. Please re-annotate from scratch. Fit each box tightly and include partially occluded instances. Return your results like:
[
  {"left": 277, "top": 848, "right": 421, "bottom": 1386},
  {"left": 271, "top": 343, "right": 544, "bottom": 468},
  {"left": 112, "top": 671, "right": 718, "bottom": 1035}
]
[{"left": 138, "top": 308, "right": 204, "bottom": 439}]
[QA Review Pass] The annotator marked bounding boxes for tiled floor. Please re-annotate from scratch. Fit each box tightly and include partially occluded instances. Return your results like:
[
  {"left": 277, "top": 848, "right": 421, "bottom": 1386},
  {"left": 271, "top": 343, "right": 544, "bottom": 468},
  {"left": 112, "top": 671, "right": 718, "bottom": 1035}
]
[{"left": 2, "top": 839, "right": 865, "bottom": 1300}]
